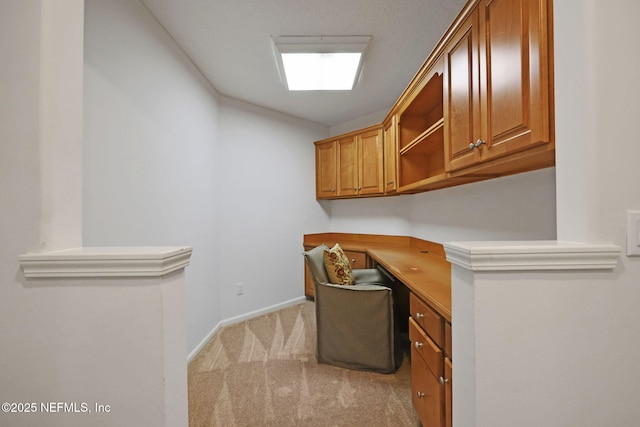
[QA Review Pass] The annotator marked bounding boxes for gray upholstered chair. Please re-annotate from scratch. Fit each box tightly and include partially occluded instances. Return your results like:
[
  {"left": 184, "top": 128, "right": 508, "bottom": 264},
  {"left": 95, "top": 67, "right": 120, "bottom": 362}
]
[{"left": 303, "top": 244, "right": 403, "bottom": 374}]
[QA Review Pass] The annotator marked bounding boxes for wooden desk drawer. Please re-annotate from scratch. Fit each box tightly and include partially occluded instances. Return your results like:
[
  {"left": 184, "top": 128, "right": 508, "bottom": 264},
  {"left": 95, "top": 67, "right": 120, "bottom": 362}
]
[
  {"left": 410, "top": 292, "right": 444, "bottom": 348},
  {"left": 411, "top": 338, "right": 445, "bottom": 427},
  {"left": 409, "top": 317, "right": 443, "bottom": 379},
  {"left": 343, "top": 250, "right": 367, "bottom": 268}
]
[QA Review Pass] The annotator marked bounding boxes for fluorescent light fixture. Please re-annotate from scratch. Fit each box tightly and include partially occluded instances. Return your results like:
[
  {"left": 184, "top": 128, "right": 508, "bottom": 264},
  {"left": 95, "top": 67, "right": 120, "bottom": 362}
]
[
  {"left": 281, "top": 52, "right": 362, "bottom": 90},
  {"left": 272, "top": 36, "right": 370, "bottom": 91}
]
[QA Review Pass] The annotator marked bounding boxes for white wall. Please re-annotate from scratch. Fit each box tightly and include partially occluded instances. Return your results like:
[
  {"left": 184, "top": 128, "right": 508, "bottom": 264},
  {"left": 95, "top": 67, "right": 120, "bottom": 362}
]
[
  {"left": 409, "top": 168, "right": 557, "bottom": 241},
  {"left": 82, "top": 0, "right": 329, "bottom": 354},
  {"left": 0, "top": 5, "right": 47, "bottom": 422},
  {"left": 546, "top": 0, "right": 640, "bottom": 424},
  {"left": 217, "top": 96, "right": 329, "bottom": 319},
  {"left": 329, "top": 168, "right": 557, "bottom": 242},
  {"left": 83, "top": 0, "right": 221, "bottom": 353},
  {"left": 329, "top": 107, "right": 390, "bottom": 136},
  {"left": 39, "top": 0, "right": 84, "bottom": 251}
]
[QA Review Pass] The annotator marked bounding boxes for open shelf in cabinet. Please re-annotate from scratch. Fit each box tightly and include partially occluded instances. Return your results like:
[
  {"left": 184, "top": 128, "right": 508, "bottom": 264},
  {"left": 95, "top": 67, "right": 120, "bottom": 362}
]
[
  {"left": 398, "top": 124, "right": 446, "bottom": 189},
  {"left": 398, "top": 72, "right": 443, "bottom": 151},
  {"left": 400, "top": 118, "right": 444, "bottom": 157},
  {"left": 397, "top": 64, "right": 445, "bottom": 190}
]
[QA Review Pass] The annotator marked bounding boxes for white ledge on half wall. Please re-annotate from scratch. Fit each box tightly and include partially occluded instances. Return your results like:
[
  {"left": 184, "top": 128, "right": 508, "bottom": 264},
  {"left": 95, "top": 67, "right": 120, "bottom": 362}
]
[
  {"left": 443, "top": 240, "right": 621, "bottom": 272},
  {"left": 19, "top": 246, "right": 193, "bottom": 279}
]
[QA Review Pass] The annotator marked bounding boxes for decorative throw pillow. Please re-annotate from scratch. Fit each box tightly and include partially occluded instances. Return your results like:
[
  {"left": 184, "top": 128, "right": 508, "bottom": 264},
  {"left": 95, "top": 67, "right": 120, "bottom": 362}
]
[{"left": 323, "top": 243, "right": 355, "bottom": 286}]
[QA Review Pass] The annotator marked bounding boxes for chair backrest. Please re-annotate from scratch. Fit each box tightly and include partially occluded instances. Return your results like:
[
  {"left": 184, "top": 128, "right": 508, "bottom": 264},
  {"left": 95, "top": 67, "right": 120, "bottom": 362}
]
[{"left": 303, "top": 244, "right": 330, "bottom": 286}]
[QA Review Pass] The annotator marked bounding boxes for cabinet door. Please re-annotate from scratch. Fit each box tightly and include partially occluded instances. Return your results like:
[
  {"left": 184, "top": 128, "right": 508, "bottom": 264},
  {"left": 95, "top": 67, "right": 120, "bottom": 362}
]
[
  {"left": 383, "top": 117, "right": 398, "bottom": 193},
  {"left": 444, "top": 8, "right": 481, "bottom": 172},
  {"left": 477, "top": 0, "right": 551, "bottom": 160},
  {"left": 337, "top": 135, "right": 358, "bottom": 197},
  {"left": 357, "top": 127, "right": 385, "bottom": 196},
  {"left": 315, "top": 140, "right": 337, "bottom": 198}
]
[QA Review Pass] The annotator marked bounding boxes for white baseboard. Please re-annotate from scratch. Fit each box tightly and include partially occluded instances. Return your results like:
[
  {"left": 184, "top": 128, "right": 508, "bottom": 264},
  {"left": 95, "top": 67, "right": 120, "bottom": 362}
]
[{"left": 187, "top": 296, "right": 308, "bottom": 362}]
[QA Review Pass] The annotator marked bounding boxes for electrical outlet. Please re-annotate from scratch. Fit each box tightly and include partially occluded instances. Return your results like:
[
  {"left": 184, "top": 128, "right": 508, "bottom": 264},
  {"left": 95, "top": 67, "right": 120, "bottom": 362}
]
[{"left": 236, "top": 282, "right": 244, "bottom": 295}]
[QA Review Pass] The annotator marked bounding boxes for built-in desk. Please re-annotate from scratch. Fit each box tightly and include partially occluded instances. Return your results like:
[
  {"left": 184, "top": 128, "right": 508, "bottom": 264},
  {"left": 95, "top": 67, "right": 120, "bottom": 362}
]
[
  {"left": 303, "top": 233, "right": 452, "bottom": 427},
  {"left": 303, "top": 233, "right": 450, "bottom": 318},
  {"left": 366, "top": 246, "right": 451, "bottom": 322}
]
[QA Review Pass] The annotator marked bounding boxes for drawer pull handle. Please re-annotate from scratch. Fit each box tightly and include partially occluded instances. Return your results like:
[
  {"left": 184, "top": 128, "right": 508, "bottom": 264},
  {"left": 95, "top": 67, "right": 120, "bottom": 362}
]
[
  {"left": 415, "top": 312, "right": 424, "bottom": 319},
  {"left": 416, "top": 391, "right": 425, "bottom": 399},
  {"left": 439, "top": 377, "right": 450, "bottom": 385},
  {"left": 414, "top": 341, "right": 423, "bottom": 350}
]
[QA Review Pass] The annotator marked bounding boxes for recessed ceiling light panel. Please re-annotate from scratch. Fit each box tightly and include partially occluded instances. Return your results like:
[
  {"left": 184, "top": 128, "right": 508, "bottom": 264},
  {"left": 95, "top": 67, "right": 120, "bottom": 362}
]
[{"left": 272, "top": 36, "right": 371, "bottom": 91}]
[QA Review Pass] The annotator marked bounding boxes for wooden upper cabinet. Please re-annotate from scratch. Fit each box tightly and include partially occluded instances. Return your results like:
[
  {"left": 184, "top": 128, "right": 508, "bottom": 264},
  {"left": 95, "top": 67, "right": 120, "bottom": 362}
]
[
  {"left": 445, "top": 0, "right": 553, "bottom": 173},
  {"left": 479, "top": 0, "right": 552, "bottom": 159},
  {"left": 383, "top": 116, "right": 398, "bottom": 194},
  {"left": 444, "top": 8, "right": 481, "bottom": 172},
  {"left": 313, "top": 0, "right": 554, "bottom": 199},
  {"left": 315, "top": 140, "right": 337, "bottom": 198},
  {"left": 337, "top": 135, "right": 358, "bottom": 196},
  {"left": 357, "top": 127, "right": 385, "bottom": 196},
  {"left": 315, "top": 126, "right": 384, "bottom": 199}
]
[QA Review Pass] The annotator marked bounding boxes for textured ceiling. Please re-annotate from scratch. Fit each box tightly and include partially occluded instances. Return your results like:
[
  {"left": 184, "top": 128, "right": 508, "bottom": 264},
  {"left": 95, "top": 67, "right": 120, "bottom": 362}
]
[{"left": 140, "top": 0, "right": 467, "bottom": 127}]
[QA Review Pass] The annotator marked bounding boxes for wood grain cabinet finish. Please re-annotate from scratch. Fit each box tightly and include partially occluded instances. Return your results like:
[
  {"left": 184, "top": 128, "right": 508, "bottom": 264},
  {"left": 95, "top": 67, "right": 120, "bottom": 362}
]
[
  {"left": 344, "top": 250, "right": 367, "bottom": 269},
  {"left": 410, "top": 292, "right": 444, "bottom": 348},
  {"left": 409, "top": 293, "right": 452, "bottom": 427},
  {"left": 383, "top": 116, "right": 398, "bottom": 194},
  {"left": 315, "top": 126, "right": 384, "bottom": 200},
  {"left": 315, "top": 140, "right": 337, "bottom": 198},
  {"left": 410, "top": 316, "right": 447, "bottom": 427},
  {"left": 312, "top": 0, "right": 554, "bottom": 199},
  {"left": 443, "top": 8, "right": 481, "bottom": 172},
  {"left": 445, "top": 0, "right": 553, "bottom": 174},
  {"left": 337, "top": 135, "right": 359, "bottom": 197},
  {"left": 356, "top": 127, "right": 385, "bottom": 196},
  {"left": 396, "top": 59, "right": 447, "bottom": 192}
]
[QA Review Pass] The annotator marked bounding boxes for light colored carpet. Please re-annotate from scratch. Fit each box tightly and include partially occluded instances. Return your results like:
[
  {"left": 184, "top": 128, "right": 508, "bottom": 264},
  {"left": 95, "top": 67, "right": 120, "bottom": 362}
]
[{"left": 188, "top": 301, "right": 419, "bottom": 427}]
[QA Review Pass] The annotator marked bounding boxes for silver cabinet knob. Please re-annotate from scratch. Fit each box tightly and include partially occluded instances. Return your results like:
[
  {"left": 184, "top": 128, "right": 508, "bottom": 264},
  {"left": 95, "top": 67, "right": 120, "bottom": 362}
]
[
  {"left": 416, "top": 391, "right": 425, "bottom": 399},
  {"left": 469, "top": 139, "right": 486, "bottom": 150},
  {"left": 439, "top": 377, "right": 450, "bottom": 385},
  {"left": 414, "top": 341, "right": 423, "bottom": 350},
  {"left": 415, "top": 312, "right": 424, "bottom": 319}
]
